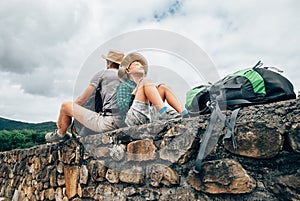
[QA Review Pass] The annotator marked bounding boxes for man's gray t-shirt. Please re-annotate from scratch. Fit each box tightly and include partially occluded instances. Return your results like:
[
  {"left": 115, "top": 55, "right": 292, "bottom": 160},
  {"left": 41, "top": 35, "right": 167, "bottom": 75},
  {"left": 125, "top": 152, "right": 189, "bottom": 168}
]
[
  {"left": 74, "top": 68, "right": 120, "bottom": 136},
  {"left": 90, "top": 68, "right": 120, "bottom": 111}
]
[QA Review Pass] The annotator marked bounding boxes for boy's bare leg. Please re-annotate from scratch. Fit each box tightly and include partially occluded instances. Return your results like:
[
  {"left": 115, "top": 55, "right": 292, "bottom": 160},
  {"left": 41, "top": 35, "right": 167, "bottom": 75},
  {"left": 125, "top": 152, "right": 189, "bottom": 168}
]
[
  {"left": 157, "top": 84, "right": 184, "bottom": 113},
  {"left": 134, "top": 78, "right": 165, "bottom": 110}
]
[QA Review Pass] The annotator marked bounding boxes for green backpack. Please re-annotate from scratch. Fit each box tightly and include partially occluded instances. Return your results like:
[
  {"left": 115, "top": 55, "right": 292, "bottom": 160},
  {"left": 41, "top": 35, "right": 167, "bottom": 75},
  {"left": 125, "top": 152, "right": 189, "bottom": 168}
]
[{"left": 186, "top": 61, "right": 296, "bottom": 115}]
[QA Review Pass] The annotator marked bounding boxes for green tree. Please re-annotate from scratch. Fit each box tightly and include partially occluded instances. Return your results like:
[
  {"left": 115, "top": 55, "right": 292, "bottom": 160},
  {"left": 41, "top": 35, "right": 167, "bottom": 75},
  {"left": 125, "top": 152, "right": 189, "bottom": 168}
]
[
  {"left": 0, "top": 130, "right": 12, "bottom": 151},
  {"left": 0, "top": 129, "right": 46, "bottom": 152}
]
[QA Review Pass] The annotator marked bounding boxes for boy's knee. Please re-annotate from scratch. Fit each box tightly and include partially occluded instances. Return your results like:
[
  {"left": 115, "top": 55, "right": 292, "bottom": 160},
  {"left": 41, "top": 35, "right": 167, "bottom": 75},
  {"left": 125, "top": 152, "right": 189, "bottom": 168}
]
[
  {"left": 140, "top": 78, "right": 153, "bottom": 84},
  {"left": 157, "top": 83, "right": 166, "bottom": 89},
  {"left": 157, "top": 83, "right": 171, "bottom": 92},
  {"left": 140, "top": 78, "right": 156, "bottom": 88}
]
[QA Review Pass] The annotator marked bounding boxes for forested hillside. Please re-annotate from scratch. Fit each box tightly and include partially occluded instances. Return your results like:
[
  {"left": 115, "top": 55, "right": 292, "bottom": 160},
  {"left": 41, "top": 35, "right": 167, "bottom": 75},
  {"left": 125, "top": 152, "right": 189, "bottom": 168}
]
[
  {"left": 0, "top": 117, "right": 56, "bottom": 131},
  {"left": 0, "top": 117, "right": 56, "bottom": 151}
]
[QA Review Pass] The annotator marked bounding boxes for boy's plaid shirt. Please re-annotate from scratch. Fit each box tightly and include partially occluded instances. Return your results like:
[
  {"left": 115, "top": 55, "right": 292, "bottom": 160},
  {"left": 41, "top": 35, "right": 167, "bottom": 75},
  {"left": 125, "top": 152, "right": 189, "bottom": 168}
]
[{"left": 116, "top": 79, "right": 136, "bottom": 119}]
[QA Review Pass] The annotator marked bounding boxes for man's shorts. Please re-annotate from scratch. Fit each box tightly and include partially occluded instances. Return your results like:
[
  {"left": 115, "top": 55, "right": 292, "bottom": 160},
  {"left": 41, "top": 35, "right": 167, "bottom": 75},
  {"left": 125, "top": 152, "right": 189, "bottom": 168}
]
[
  {"left": 83, "top": 110, "right": 122, "bottom": 133},
  {"left": 125, "top": 100, "right": 158, "bottom": 126}
]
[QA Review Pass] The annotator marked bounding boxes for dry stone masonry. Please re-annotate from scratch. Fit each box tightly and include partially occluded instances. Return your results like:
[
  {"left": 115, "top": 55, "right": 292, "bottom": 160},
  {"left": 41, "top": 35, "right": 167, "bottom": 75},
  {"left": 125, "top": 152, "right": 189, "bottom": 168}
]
[{"left": 0, "top": 99, "right": 299, "bottom": 201}]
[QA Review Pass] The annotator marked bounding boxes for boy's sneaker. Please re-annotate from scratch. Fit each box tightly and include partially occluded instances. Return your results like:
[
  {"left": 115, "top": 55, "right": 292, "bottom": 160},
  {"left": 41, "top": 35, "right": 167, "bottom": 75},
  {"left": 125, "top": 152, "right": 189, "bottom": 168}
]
[
  {"left": 182, "top": 113, "right": 190, "bottom": 118},
  {"left": 45, "top": 130, "right": 72, "bottom": 142},
  {"left": 181, "top": 109, "right": 190, "bottom": 118},
  {"left": 159, "top": 108, "right": 181, "bottom": 120}
]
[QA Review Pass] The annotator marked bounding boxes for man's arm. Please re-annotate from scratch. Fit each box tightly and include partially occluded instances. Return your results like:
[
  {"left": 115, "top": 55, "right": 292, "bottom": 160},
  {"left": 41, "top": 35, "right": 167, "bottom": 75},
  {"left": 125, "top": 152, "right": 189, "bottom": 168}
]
[
  {"left": 75, "top": 85, "right": 96, "bottom": 106},
  {"left": 76, "top": 70, "right": 105, "bottom": 106}
]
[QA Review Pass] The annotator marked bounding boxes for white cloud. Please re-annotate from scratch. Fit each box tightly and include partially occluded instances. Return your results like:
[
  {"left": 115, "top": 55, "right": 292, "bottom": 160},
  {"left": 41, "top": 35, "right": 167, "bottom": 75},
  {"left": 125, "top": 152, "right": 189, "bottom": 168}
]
[{"left": 0, "top": 74, "right": 69, "bottom": 122}]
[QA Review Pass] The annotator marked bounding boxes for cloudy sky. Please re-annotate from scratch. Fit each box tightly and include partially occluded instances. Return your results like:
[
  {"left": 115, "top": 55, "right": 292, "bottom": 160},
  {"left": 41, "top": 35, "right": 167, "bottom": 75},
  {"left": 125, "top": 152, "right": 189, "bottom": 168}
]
[{"left": 0, "top": 0, "right": 299, "bottom": 123}]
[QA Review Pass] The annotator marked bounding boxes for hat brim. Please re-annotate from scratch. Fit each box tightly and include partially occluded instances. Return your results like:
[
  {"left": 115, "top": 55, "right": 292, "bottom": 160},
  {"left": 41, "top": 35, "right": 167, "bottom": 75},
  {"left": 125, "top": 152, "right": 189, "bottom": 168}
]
[
  {"left": 101, "top": 55, "right": 122, "bottom": 64},
  {"left": 118, "top": 52, "right": 148, "bottom": 82}
]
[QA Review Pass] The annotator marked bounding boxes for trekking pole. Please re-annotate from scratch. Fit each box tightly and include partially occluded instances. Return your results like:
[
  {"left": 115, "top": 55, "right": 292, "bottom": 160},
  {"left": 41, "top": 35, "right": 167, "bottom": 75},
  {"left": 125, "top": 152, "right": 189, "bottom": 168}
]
[{"left": 70, "top": 120, "right": 85, "bottom": 165}]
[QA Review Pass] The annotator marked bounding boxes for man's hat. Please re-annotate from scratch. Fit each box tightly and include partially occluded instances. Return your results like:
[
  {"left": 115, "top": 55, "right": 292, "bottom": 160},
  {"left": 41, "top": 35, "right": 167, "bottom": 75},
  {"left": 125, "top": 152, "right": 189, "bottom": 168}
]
[
  {"left": 101, "top": 50, "right": 125, "bottom": 64},
  {"left": 118, "top": 52, "right": 148, "bottom": 82}
]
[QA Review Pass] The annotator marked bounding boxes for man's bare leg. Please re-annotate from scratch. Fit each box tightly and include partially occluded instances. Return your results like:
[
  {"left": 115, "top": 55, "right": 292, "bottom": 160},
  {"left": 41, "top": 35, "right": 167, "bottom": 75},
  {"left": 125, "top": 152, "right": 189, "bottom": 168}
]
[
  {"left": 56, "top": 102, "right": 73, "bottom": 135},
  {"left": 56, "top": 102, "right": 91, "bottom": 135}
]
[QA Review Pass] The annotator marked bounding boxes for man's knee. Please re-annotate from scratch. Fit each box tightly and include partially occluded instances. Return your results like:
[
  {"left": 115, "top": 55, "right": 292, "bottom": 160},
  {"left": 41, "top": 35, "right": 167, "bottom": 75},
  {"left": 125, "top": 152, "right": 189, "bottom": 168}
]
[{"left": 61, "top": 101, "right": 73, "bottom": 113}]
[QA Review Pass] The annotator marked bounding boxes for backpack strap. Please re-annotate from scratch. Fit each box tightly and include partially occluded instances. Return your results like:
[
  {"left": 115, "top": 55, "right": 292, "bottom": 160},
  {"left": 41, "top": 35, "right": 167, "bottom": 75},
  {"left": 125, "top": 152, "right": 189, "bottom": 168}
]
[
  {"left": 226, "top": 99, "right": 252, "bottom": 106},
  {"left": 253, "top": 60, "right": 263, "bottom": 69},
  {"left": 194, "top": 98, "right": 241, "bottom": 173},
  {"left": 206, "top": 102, "right": 240, "bottom": 152},
  {"left": 187, "top": 100, "right": 212, "bottom": 116},
  {"left": 194, "top": 106, "right": 220, "bottom": 173},
  {"left": 221, "top": 83, "right": 243, "bottom": 89},
  {"left": 224, "top": 108, "right": 241, "bottom": 150},
  {"left": 262, "top": 66, "right": 283, "bottom": 73}
]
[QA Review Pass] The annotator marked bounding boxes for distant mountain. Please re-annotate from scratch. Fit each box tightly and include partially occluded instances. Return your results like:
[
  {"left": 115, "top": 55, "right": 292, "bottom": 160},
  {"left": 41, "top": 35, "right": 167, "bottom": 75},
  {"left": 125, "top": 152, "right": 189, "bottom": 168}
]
[{"left": 0, "top": 117, "right": 56, "bottom": 132}]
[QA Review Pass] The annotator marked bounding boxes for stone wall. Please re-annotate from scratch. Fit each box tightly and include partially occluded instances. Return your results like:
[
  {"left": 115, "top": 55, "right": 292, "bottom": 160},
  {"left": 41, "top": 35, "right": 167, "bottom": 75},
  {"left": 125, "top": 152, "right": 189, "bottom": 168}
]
[{"left": 0, "top": 99, "right": 299, "bottom": 201}]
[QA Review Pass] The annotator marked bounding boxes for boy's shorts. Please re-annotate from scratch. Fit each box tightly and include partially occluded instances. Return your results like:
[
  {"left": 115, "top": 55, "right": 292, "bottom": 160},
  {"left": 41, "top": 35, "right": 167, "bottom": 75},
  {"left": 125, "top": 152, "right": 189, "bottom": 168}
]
[{"left": 125, "top": 100, "right": 158, "bottom": 126}]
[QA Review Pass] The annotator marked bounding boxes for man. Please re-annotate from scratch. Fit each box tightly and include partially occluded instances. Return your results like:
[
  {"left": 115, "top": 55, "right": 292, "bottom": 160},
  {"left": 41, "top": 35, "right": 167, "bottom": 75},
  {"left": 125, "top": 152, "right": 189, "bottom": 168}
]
[{"left": 45, "top": 50, "right": 124, "bottom": 142}]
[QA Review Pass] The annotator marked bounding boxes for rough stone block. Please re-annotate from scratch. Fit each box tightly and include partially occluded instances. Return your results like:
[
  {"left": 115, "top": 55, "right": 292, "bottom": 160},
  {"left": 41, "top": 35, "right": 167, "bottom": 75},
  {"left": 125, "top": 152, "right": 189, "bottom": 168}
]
[
  {"left": 49, "top": 168, "right": 57, "bottom": 187},
  {"left": 147, "top": 164, "right": 179, "bottom": 187},
  {"left": 82, "top": 186, "right": 96, "bottom": 198},
  {"left": 268, "top": 171, "right": 300, "bottom": 200},
  {"left": 64, "top": 166, "right": 79, "bottom": 199},
  {"left": 83, "top": 134, "right": 103, "bottom": 145},
  {"left": 119, "top": 166, "right": 144, "bottom": 184},
  {"left": 188, "top": 159, "right": 256, "bottom": 194},
  {"left": 223, "top": 122, "right": 284, "bottom": 158},
  {"left": 109, "top": 144, "right": 125, "bottom": 161},
  {"left": 80, "top": 165, "right": 88, "bottom": 184},
  {"left": 57, "top": 174, "right": 65, "bottom": 186},
  {"left": 160, "top": 124, "right": 197, "bottom": 164},
  {"left": 88, "top": 160, "right": 107, "bottom": 182},
  {"left": 288, "top": 123, "right": 300, "bottom": 153},
  {"left": 55, "top": 187, "right": 63, "bottom": 201},
  {"left": 127, "top": 139, "right": 156, "bottom": 161},
  {"left": 106, "top": 168, "right": 119, "bottom": 184},
  {"left": 44, "top": 188, "right": 55, "bottom": 200},
  {"left": 94, "top": 146, "right": 110, "bottom": 158}
]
